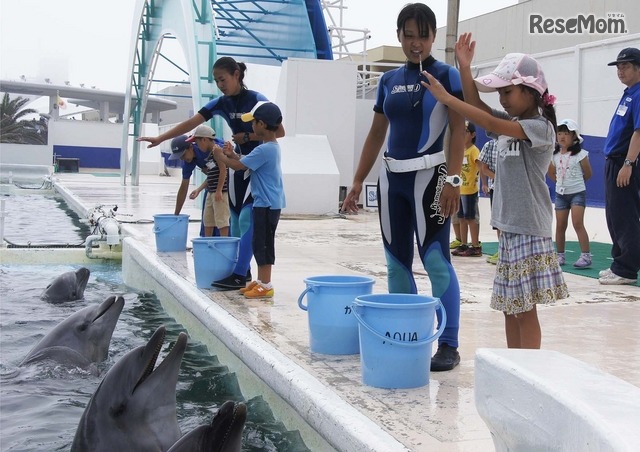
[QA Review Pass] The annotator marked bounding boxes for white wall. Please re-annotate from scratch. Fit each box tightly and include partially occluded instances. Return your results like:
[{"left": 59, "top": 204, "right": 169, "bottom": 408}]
[
  {"left": 276, "top": 58, "right": 358, "bottom": 189},
  {"left": 473, "top": 34, "right": 640, "bottom": 138},
  {"left": 279, "top": 135, "right": 340, "bottom": 215},
  {"left": 0, "top": 143, "right": 52, "bottom": 166},
  {"left": 433, "top": 0, "right": 639, "bottom": 65},
  {"left": 0, "top": 119, "right": 122, "bottom": 167}
]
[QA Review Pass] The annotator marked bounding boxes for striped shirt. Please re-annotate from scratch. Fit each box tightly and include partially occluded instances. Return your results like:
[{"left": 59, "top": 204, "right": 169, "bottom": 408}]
[{"left": 205, "top": 156, "right": 228, "bottom": 193}]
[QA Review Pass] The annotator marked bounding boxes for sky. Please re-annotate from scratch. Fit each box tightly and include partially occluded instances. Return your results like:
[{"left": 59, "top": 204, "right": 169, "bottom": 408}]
[{"left": 0, "top": 0, "right": 518, "bottom": 93}]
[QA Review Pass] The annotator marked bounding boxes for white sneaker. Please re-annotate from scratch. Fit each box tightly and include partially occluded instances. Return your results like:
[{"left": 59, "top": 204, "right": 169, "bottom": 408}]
[
  {"left": 599, "top": 268, "right": 613, "bottom": 278},
  {"left": 598, "top": 272, "right": 637, "bottom": 285},
  {"left": 557, "top": 252, "right": 566, "bottom": 266}
]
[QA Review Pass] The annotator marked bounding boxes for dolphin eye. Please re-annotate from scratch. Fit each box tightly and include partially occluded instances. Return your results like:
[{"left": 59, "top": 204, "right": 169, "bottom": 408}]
[{"left": 110, "top": 403, "right": 127, "bottom": 418}]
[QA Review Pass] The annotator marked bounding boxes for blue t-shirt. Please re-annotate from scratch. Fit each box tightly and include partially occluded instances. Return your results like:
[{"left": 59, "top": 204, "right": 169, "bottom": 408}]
[
  {"left": 181, "top": 144, "right": 210, "bottom": 179},
  {"left": 240, "top": 141, "right": 285, "bottom": 209},
  {"left": 604, "top": 81, "right": 640, "bottom": 157},
  {"left": 198, "top": 89, "right": 268, "bottom": 156},
  {"left": 375, "top": 56, "right": 463, "bottom": 159}
]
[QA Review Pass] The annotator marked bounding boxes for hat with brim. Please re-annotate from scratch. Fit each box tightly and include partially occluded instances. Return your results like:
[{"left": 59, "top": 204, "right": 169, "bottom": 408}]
[
  {"left": 168, "top": 135, "right": 191, "bottom": 160},
  {"left": 474, "top": 53, "right": 548, "bottom": 95},
  {"left": 241, "top": 101, "right": 282, "bottom": 127},
  {"left": 558, "top": 118, "right": 584, "bottom": 144},
  {"left": 185, "top": 124, "right": 216, "bottom": 143},
  {"left": 607, "top": 47, "right": 640, "bottom": 66}
]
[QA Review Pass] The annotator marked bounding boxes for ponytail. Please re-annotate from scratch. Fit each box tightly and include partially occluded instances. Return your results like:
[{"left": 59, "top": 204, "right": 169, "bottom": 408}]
[
  {"left": 213, "top": 57, "right": 248, "bottom": 90},
  {"left": 526, "top": 87, "right": 557, "bottom": 136}
]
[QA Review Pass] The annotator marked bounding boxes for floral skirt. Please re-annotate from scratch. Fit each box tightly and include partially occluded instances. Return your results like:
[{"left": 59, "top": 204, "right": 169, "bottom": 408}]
[{"left": 490, "top": 232, "right": 569, "bottom": 315}]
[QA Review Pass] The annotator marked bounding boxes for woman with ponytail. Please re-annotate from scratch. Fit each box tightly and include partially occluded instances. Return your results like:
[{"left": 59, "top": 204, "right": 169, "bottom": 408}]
[{"left": 139, "top": 57, "right": 284, "bottom": 292}]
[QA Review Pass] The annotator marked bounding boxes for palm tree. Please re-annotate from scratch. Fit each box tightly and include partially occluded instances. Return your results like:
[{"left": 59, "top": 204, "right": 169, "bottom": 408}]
[{"left": 0, "top": 93, "right": 47, "bottom": 144}]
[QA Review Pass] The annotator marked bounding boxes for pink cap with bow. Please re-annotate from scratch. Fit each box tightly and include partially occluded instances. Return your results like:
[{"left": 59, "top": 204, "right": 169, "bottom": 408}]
[{"left": 474, "top": 53, "right": 548, "bottom": 95}]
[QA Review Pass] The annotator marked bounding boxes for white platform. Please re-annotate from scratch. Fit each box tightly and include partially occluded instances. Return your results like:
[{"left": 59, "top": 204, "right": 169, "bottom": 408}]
[{"left": 475, "top": 348, "right": 640, "bottom": 452}]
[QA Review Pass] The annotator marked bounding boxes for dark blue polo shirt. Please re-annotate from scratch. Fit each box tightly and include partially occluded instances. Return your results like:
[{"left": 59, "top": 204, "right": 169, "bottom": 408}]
[
  {"left": 604, "top": 81, "right": 640, "bottom": 157},
  {"left": 181, "top": 144, "right": 210, "bottom": 179}
]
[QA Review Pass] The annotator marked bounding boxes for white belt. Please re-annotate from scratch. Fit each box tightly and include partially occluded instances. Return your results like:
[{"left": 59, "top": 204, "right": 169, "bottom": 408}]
[{"left": 383, "top": 151, "right": 446, "bottom": 173}]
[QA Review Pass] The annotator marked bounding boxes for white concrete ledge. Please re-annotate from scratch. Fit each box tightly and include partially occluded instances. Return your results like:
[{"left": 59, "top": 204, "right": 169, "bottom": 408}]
[
  {"left": 475, "top": 348, "right": 640, "bottom": 452},
  {"left": 122, "top": 237, "right": 409, "bottom": 452}
]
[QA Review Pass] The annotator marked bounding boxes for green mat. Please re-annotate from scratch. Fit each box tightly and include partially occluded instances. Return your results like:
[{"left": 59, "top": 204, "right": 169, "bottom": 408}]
[{"left": 481, "top": 241, "right": 639, "bottom": 285}]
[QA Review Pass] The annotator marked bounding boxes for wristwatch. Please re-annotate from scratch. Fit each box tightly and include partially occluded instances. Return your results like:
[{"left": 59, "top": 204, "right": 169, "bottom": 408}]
[
  {"left": 243, "top": 132, "right": 250, "bottom": 143},
  {"left": 623, "top": 159, "right": 634, "bottom": 167},
  {"left": 445, "top": 175, "right": 462, "bottom": 187}
]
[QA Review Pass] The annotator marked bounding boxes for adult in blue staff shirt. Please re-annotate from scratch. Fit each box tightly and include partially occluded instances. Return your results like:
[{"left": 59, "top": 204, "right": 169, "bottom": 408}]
[
  {"left": 599, "top": 47, "right": 640, "bottom": 286},
  {"left": 168, "top": 135, "right": 210, "bottom": 216}
]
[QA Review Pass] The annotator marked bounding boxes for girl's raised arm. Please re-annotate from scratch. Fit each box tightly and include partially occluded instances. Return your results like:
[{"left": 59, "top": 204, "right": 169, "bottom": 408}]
[{"left": 455, "top": 33, "right": 492, "bottom": 115}]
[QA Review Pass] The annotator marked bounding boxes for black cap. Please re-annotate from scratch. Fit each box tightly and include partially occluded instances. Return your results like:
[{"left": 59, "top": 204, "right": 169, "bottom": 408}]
[
  {"left": 607, "top": 47, "right": 640, "bottom": 66},
  {"left": 169, "top": 135, "right": 191, "bottom": 160}
]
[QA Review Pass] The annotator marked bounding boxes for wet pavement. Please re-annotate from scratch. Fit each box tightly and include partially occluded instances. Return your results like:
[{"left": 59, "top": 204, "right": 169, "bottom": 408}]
[{"left": 49, "top": 171, "right": 640, "bottom": 451}]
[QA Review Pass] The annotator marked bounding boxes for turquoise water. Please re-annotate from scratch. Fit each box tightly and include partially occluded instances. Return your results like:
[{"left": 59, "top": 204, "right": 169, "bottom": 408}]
[{"left": 0, "top": 192, "right": 310, "bottom": 451}]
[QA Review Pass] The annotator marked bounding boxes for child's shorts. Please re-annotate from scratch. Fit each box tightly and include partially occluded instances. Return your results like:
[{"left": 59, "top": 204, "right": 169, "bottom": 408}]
[{"left": 554, "top": 190, "right": 586, "bottom": 210}]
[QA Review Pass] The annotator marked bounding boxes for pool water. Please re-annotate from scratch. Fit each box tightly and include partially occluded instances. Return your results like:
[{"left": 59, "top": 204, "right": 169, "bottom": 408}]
[
  {"left": 0, "top": 192, "right": 310, "bottom": 451},
  {"left": 2, "top": 191, "right": 91, "bottom": 247}
]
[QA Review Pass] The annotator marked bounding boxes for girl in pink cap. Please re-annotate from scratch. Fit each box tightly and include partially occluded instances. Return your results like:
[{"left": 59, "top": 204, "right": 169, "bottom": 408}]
[{"left": 421, "top": 33, "right": 569, "bottom": 349}]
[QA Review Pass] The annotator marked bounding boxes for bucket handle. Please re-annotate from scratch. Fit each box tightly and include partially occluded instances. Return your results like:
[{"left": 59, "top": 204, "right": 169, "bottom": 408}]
[
  {"left": 153, "top": 217, "right": 185, "bottom": 234},
  {"left": 297, "top": 284, "right": 317, "bottom": 311},
  {"left": 351, "top": 299, "right": 446, "bottom": 348},
  {"left": 207, "top": 241, "right": 237, "bottom": 263}
]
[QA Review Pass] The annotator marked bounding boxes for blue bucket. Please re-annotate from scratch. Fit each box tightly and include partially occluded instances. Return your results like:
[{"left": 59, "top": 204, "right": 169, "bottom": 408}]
[
  {"left": 153, "top": 214, "right": 190, "bottom": 252},
  {"left": 191, "top": 237, "right": 240, "bottom": 288},
  {"left": 352, "top": 294, "right": 446, "bottom": 389},
  {"left": 298, "top": 275, "right": 375, "bottom": 355}
]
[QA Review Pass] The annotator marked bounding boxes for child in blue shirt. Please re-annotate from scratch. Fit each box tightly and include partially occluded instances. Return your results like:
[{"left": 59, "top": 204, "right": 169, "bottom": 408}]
[{"left": 213, "top": 102, "right": 285, "bottom": 299}]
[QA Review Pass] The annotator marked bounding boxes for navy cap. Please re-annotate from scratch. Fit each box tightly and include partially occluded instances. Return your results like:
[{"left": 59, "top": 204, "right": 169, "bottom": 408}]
[
  {"left": 168, "top": 135, "right": 191, "bottom": 160},
  {"left": 607, "top": 47, "right": 640, "bottom": 66},
  {"left": 241, "top": 101, "right": 282, "bottom": 127}
]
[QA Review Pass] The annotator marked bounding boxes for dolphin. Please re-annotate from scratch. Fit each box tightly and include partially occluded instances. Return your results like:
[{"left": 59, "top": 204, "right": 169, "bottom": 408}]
[
  {"left": 21, "top": 295, "right": 124, "bottom": 372},
  {"left": 40, "top": 267, "right": 91, "bottom": 302},
  {"left": 71, "top": 325, "right": 188, "bottom": 452},
  {"left": 167, "top": 401, "right": 247, "bottom": 452}
]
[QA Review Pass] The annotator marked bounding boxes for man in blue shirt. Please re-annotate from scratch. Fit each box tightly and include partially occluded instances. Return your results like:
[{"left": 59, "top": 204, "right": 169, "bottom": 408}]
[
  {"left": 600, "top": 47, "right": 640, "bottom": 285},
  {"left": 168, "top": 135, "right": 210, "bottom": 216}
]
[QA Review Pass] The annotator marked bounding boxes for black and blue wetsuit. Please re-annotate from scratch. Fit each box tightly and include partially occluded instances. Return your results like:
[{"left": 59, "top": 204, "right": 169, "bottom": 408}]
[
  {"left": 375, "top": 56, "right": 462, "bottom": 347},
  {"left": 199, "top": 89, "right": 268, "bottom": 277}
]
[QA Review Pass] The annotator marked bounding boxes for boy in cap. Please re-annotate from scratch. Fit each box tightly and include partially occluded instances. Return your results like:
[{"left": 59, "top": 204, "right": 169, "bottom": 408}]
[
  {"left": 169, "top": 134, "right": 211, "bottom": 215},
  {"left": 213, "top": 101, "right": 285, "bottom": 298},
  {"left": 187, "top": 125, "right": 230, "bottom": 237},
  {"left": 599, "top": 47, "right": 640, "bottom": 285}
]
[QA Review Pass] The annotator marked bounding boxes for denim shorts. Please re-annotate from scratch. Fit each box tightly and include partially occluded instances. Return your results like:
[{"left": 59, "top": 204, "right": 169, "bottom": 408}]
[
  {"left": 554, "top": 190, "right": 586, "bottom": 210},
  {"left": 457, "top": 193, "right": 478, "bottom": 220}
]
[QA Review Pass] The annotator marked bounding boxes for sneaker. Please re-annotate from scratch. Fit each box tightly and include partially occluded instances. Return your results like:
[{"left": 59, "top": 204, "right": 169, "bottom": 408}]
[
  {"left": 244, "top": 284, "right": 274, "bottom": 299},
  {"left": 459, "top": 245, "right": 483, "bottom": 257},
  {"left": 599, "top": 268, "right": 613, "bottom": 278},
  {"left": 451, "top": 244, "right": 468, "bottom": 256},
  {"left": 487, "top": 251, "right": 499, "bottom": 265},
  {"left": 239, "top": 281, "right": 258, "bottom": 294},
  {"left": 431, "top": 343, "right": 460, "bottom": 372},
  {"left": 557, "top": 253, "right": 565, "bottom": 266},
  {"left": 599, "top": 272, "right": 637, "bottom": 285},
  {"left": 212, "top": 273, "right": 246, "bottom": 290},
  {"left": 449, "top": 238, "right": 462, "bottom": 249},
  {"left": 246, "top": 269, "right": 252, "bottom": 282},
  {"left": 573, "top": 253, "right": 592, "bottom": 269}
]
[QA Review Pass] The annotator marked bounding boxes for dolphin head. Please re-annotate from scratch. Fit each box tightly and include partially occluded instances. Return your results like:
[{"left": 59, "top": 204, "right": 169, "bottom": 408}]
[
  {"left": 40, "top": 267, "right": 91, "bottom": 302},
  {"left": 167, "top": 400, "right": 247, "bottom": 452},
  {"left": 72, "top": 325, "right": 187, "bottom": 452},
  {"left": 21, "top": 295, "right": 125, "bottom": 368}
]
